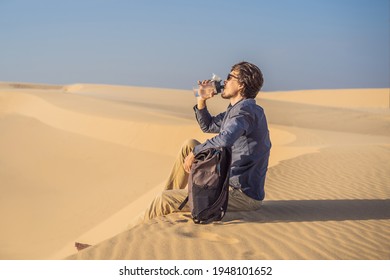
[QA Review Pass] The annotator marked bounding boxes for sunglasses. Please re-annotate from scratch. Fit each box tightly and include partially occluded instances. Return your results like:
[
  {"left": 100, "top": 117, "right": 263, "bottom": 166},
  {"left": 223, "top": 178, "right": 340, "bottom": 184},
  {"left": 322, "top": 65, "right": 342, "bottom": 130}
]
[{"left": 226, "top": 73, "right": 238, "bottom": 81}]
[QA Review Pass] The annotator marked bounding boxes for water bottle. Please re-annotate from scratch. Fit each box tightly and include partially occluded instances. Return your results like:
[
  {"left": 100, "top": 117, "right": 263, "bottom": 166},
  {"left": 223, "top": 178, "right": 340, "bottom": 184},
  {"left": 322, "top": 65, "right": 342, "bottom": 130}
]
[{"left": 193, "top": 73, "right": 224, "bottom": 98}]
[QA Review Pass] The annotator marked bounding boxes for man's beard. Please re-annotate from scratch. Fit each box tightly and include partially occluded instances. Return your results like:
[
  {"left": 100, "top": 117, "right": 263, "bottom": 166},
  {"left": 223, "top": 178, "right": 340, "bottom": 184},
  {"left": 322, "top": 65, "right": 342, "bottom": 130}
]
[{"left": 221, "top": 91, "right": 233, "bottom": 99}]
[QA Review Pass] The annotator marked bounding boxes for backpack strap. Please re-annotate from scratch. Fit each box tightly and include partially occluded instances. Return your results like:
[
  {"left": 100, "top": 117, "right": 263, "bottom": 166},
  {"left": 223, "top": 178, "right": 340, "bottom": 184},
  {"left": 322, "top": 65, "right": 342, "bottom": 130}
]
[{"left": 178, "top": 196, "right": 188, "bottom": 210}]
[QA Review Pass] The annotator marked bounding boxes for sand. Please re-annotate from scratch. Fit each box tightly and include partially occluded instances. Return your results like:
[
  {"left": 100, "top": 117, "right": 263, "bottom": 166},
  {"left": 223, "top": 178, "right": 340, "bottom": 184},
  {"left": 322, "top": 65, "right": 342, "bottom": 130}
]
[{"left": 0, "top": 82, "right": 389, "bottom": 260}]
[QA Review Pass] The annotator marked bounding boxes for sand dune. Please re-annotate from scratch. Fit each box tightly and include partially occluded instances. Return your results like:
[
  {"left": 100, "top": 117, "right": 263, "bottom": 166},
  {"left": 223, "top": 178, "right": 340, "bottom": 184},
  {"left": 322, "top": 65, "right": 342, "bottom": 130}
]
[
  {"left": 262, "top": 88, "right": 389, "bottom": 109},
  {"left": 0, "top": 83, "right": 389, "bottom": 260}
]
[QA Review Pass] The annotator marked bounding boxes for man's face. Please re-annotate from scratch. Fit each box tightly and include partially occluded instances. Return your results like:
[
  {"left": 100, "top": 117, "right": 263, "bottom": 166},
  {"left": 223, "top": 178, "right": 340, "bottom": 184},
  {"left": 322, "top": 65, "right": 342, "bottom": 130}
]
[{"left": 221, "top": 70, "right": 243, "bottom": 99}]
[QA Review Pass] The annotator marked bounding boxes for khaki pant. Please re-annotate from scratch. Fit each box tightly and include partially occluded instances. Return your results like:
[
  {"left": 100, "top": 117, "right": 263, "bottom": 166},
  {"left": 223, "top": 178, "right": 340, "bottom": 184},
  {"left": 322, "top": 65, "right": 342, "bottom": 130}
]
[{"left": 143, "top": 139, "right": 262, "bottom": 221}]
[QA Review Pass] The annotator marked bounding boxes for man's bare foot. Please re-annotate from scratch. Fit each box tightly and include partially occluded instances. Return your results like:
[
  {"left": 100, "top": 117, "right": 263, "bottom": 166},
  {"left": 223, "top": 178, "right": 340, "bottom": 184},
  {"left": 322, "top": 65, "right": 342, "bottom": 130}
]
[{"left": 75, "top": 242, "right": 91, "bottom": 251}]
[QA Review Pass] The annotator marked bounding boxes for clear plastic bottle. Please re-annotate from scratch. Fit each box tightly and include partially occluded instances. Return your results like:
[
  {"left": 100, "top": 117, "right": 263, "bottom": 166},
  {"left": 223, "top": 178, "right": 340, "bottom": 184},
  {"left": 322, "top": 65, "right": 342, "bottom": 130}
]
[{"left": 193, "top": 73, "right": 224, "bottom": 98}]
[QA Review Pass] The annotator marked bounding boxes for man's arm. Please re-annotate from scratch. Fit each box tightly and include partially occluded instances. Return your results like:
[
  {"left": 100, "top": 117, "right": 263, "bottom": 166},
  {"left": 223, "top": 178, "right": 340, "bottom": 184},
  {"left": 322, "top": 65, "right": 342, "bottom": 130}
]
[
  {"left": 193, "top": 80, "right": 225, "bottom": 134},
  {"left": 185, "top": 111, "right": 251, "bottom": 173},
  {"left": 197, "top": 98, "right": 206, "bottom": 110},
  {"left": 193, "top": 107, "right": 253, "bottom": 155},
  {"left": 194, "top": 105, "right": 225, "bottom": 134}
]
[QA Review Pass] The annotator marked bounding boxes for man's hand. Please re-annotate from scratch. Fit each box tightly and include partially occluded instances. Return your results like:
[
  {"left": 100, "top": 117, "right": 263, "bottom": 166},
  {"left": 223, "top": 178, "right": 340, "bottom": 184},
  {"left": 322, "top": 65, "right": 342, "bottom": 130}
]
[
  {"left": 183, "top": 152, "right": 195, "bottom": 173},
  {"left": 196, "top": 80, "right": 215, "bottom": 110}
]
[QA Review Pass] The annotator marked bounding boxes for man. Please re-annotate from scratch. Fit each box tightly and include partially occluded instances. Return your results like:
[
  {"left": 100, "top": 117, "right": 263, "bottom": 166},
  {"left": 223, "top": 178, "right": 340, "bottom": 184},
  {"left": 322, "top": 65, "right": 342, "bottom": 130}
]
[
  {"left": 144, "top": 61, "right": 271, "bottom": 220},
  {"left": 75, "top": 61, "right": 271, "bottom": 251}
]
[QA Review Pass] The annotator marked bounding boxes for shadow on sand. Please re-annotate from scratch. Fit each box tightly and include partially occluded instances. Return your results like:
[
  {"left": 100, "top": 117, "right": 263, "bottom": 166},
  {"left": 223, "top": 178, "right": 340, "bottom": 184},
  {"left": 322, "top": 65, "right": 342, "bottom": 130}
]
[{"left": 223, "top": 199, "right": 390, "bottom": 223}]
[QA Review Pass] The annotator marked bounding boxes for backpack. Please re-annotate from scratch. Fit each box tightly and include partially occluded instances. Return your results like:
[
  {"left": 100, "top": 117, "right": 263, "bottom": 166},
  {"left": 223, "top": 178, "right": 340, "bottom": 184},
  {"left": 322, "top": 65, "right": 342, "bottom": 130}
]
[{"left": 178, "top": 147, "right": 232, "bottom": 224}]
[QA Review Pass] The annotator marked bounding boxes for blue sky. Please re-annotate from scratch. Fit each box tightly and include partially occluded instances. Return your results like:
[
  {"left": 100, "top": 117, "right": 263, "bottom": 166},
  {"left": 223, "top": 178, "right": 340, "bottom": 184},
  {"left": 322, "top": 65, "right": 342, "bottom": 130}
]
[{"left": 1, "top": 0, "right": 389, "bottom": 91}]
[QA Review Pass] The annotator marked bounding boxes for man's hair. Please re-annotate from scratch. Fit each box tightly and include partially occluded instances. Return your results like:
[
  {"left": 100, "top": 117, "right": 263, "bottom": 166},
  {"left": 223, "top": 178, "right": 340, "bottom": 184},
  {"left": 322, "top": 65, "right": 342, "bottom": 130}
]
[{"left": 231, "top": 61, "right": 264, "bottom": 98}]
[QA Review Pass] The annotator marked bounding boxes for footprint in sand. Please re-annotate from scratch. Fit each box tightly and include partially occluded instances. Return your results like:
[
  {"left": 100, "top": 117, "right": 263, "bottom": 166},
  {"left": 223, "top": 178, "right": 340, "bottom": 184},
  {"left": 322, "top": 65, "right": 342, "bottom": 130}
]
[{"left": 176, "top": 227, "right": 240, "bottom": 244}]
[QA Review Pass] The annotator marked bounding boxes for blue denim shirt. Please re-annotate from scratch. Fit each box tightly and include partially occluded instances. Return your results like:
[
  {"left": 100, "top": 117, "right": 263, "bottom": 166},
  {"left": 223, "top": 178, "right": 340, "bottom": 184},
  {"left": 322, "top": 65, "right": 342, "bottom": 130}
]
[{"left": 193, "top": 98, "right": 271, "bottom": 200}]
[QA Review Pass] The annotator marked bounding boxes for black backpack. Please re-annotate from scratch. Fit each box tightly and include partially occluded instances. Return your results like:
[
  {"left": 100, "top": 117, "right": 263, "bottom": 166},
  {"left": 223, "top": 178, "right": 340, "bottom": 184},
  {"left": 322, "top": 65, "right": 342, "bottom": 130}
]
[{"left": 179, "top": 147, "right": 232, "bottom": 224}]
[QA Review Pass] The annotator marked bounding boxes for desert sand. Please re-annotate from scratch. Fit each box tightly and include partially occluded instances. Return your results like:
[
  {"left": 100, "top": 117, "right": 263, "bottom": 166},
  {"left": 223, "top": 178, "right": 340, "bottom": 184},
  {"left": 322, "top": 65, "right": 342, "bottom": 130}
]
[{"left": 0, "top": 82, "right": 389, "bottom": 260}]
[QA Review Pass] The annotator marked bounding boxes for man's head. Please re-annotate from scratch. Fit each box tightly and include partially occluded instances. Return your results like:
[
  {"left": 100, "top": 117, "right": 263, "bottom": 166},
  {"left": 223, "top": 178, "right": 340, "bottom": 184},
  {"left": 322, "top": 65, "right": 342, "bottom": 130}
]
[{"left": 223, "top": 61, "right": 264, "bottom": 99}]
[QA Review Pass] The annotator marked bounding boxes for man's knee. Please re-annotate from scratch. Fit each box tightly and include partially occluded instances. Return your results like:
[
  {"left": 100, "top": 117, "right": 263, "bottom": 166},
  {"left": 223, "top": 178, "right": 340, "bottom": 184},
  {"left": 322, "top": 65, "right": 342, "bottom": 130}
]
[
  {"left": 182, "top": 139, "right": 200, "bottom": 149},
  {"left": 181, "top": 139, "right": 200, "bottom": 156}
]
